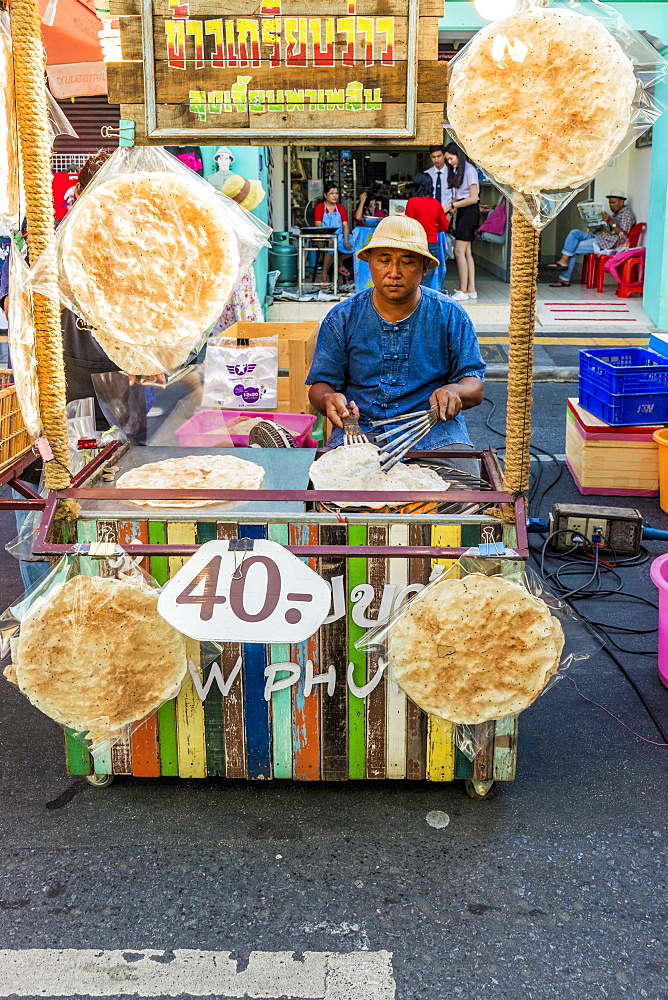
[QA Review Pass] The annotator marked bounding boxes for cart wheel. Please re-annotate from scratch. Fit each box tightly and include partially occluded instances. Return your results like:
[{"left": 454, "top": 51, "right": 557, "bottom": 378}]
[
  {"left": 465, "top": 779, "right": 496, "bottom": 800},
  {"left": 85, "top": 773, "right": 115, "bottom": 788}
]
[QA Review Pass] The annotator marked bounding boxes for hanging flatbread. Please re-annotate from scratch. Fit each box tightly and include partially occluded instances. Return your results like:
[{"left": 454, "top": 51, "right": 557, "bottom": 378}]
[
  {"left": 389, "top": 573, "right": 565, "bottom": 724},
  {"left": 447, "top": 7, "right": 637, "bottom": 192},
  {"left": 309, "top": 443, "right": 450, "bottom": 509},
  {"left": 116, "top": 454, "right": 265, "bottom": 508},
  {"left": 62, "top": 170, "right": 240, "bottom": 369},
  {"left": 7, "top": 575, "right": 187, "bottom": 746}
]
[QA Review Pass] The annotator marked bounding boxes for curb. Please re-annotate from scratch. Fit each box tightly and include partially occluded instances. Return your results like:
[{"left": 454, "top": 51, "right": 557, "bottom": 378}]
[{"left": 486, "top": 365, "right": 578, "bottom": 382}]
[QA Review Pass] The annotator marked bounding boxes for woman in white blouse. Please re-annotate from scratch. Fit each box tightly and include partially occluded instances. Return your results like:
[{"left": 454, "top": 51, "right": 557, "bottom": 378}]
[{"left": 443, "top": 142, "right": 480, "bottom": 302}]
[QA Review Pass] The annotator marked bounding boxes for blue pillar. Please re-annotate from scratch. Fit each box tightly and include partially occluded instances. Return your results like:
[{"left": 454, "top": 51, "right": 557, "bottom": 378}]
[{"left": 198, "top": 145, "right": 270, "bottom": 314}]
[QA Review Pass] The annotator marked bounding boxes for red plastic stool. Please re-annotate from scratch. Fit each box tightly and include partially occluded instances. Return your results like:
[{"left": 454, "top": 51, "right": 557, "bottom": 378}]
[
  {"left": 581, "top": 253, "right": 596, "bottom": 287},
  {"left": 604, "top": 247, "right": 646, "bottom": 298}
]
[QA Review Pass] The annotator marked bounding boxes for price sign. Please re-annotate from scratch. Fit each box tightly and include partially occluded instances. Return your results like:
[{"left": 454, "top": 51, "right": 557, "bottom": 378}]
[{"left": 157, "top": 539, "right": 331, "bottom": 643}]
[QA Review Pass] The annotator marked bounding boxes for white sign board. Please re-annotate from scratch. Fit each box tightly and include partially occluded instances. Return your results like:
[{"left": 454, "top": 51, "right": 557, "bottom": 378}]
[{"left": 157, "top": 539, "right": 331, "bottom": 644}]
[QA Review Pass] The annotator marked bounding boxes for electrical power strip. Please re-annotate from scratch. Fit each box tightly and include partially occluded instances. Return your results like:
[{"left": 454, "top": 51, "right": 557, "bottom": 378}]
[{"left": 549, "top": 503, "right": 643, "bottom": 555}]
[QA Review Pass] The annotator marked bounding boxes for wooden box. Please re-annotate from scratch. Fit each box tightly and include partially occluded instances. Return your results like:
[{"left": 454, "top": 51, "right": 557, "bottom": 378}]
[
  {"left": 0, "top": 372, "right": 32, "bottom": 473},
  {"left": 211, "top": 321, "right": 319, "bottom": 415},
  {"left": 566, "top": 399, "right": 659, "bottom": 496}
]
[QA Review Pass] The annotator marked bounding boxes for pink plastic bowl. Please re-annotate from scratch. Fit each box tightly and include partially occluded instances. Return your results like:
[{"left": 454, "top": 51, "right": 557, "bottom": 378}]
[
  {"left": 175, "top": 410, "right": 317, "bottom": 448},
  {"left": 650, "top": 553, "right": 668, "bottom": 688}
]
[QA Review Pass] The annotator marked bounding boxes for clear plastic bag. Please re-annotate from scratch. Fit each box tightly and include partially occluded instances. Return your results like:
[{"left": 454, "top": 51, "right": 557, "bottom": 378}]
[
  {"left": 28, "top": 145, "right": 272, "bottom": 377},
  {"left": 356, "top": 556, "right": 602, "bottom": 759},
  {"left": 46, "top": 89, "right": 78, "bottom": 140},
  {"left": 8, "top": 241, "right": 43, "bottom": 440},
  {"left": 445, "top": 0, "right": 668, "bottom": 229},
  {"left": 0, "top": 548, "right": 189, "bottom": 755},
  {"left": 0, "top": 13, "right": 19, "bottom": 234},
  {"left": 202, "top": 334, "right": 278, "bottom": 410}
]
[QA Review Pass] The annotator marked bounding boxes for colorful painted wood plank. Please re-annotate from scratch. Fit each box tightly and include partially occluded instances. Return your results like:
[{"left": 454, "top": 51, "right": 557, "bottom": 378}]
[
  {"left": 460, "top": 523, "right": 481, "bottom": 550},
  {"left": 167, "top": 522, "right": 207, "bottom": 779},
  {"left": 347, "top": 524, "right": 367, "bottom": 780},
  {"left": 268, "top": 522, "right": 292, "bottom": 779},
  {"left": 319, "top": 524, "right": 348, "bottom": 781},
  {"left": 111, "top": 734, "right": 133, "bottom": 775},
  {"left": 216, "top": 522, "right": 247, "bottom": 779},
  {"left": 64, "top": 730, "right": 92, "bottom": 776},
  {"left": 73, "top": 521, "right": 113, "bottom": 777},
  {"left": 289, "top": 523, "right": 321, "bottom": 781},
  {"left": 427, "top": 524, "right": 462, "bottom": 781},
  {"left": 195, "top": 522, "right": 225, "bottom": 777},
  {"left": 472, "top": 720, "right": 496, "bottom": 782},
  {"left": 365, "top": 524, "right": 387, "bottom": 780},
  {"left": 114, "top": 518, "right": 161, "bottom": 778},
  {"left": 238, "top": 523, "right": 272, "bottom": 780},
  {"left": 454, "top": 743, "right": 474, "bottom": 780},
  {"left": 386, "top": 524, "right": 408, "bottom": 779},
  {"left": 406, "top": 523, "right": 429, "bottom": 781},
  {"left": 493, "top": 715, "right": 518, "bottom": 781},
  {"left": 149, "top": 519, "right": 179, "bottom": 778}
]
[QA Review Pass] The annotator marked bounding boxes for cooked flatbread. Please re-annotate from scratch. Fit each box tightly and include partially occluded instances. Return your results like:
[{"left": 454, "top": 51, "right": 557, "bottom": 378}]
[
  {"left": 309, "top": 443, "right": 450, "bottom": 508},
  {"left": 447, "top": 7, "right": 637, "bottom": 192},
  {"left": 7, "top": 248, "right": 41, "bottom": 438},
  {"left": 116, "top": 454, "right": 265, "bottom": 508},
  {"left": 62, "top": 170, "right": 240, "bottom": 368},
  {"left": 0, "top": 25, "right": 18, "bottom": 226},
  {"left": 8, "top": 575, "right": 187, "bottom": 746},
  {"left": 389, "top": 573, "right": 565, "bottom": 724}
]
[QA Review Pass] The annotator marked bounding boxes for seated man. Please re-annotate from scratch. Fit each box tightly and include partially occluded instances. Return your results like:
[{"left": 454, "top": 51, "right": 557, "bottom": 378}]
[
  {"left": 306, "top": 216, "right": 485, "bottom": 470},
  {"left": 549, "top": 190, "right": 636, "bottom": 287}
]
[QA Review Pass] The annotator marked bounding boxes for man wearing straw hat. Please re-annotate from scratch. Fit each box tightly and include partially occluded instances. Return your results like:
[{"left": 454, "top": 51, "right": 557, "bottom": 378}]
[{"left": 306, "top": 215, "right": 485, "bottom": 457}]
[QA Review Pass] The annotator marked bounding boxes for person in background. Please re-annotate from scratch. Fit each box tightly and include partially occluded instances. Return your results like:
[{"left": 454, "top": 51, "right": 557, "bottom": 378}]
[
  {"left": 548, "top": 190, "right": 636, "bottom": 288},
  {"left": 425, "top": 144, "right": 449, "bottom": 211},
  {"left": 354, "top": 190, "right": 387, "bottom": 224},
  {"left": 442, "top": 142, "right": 480, "bottom": 302},
  {"left": 404, "top": 172, "right": 450, "bottom": 288},
  {"left": 477, "top": 198, "right": 507, "bottom": 244},
  {"left": 314, "top": 182, "right": 353, "bottom": 285}
]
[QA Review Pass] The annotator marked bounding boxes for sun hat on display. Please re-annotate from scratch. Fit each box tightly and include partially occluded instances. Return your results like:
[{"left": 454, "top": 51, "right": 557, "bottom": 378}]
[
  {"left": 356, "top": 215, "right": 440, "bottom": 269},
  {"left": 221, "top": 173, "right": 266, "bottom": 211}
]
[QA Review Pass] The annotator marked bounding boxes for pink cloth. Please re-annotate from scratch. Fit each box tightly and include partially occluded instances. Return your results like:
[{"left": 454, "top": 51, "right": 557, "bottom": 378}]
[
  {"left": 478, "top": 200, "right": 507, "bottom": 235},
  {"left": 603, "top": 246, "right": 646, "bottom": 275}
]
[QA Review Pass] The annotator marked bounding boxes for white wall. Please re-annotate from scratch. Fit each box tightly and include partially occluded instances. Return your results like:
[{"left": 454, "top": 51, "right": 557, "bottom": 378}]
[{"left": 594, "top": 140, "right": 651, "bottom": 231}]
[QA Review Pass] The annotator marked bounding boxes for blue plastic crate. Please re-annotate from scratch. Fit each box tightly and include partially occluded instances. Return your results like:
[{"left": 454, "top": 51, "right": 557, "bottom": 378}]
[
  {"left": 579, "top": 347, "right": 668, "bottom": 395},
  {"left": 579, "top": 376, "right": 668, "bottom": 426}
]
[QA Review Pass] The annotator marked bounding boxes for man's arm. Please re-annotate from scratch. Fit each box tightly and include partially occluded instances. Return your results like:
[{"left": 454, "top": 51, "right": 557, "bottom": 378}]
[{"left": 430, "top": 376, "right": 484, "bottom": 422}]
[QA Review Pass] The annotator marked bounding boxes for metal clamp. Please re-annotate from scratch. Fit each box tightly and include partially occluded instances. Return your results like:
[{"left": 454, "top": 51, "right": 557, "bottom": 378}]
[{"left": 101, "top": 120, "right": 136, "bottom": 147}]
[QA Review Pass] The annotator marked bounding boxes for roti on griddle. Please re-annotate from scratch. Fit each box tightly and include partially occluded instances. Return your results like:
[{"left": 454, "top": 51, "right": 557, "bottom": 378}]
[
  {"left": 116, "top": 454, "right": 265, "bottom": 508},
  {"left": 389, "top": 573, "right": 565, "bottom": 724},
  {"left": 7, "top": 575, "right": 187, "bottom": 746},
  {"left": 447, "top": 7, "right": 637, "bottom": 192},
  {"left": 62, "top": 170, "right": 240, "bottom": 373},
  {"left": 309, "top": 443, "right": 450, "bottom": 508}
]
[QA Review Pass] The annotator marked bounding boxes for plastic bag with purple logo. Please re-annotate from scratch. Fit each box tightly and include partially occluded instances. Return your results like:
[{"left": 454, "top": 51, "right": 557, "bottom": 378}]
[{"left": 201, "top": 335, "right": 278, "bottom": 410}]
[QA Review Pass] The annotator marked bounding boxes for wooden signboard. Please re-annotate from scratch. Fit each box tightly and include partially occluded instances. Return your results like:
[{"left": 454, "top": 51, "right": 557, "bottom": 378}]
[{"left": 106, "top": 0, "right": 444, "bottom": 145}]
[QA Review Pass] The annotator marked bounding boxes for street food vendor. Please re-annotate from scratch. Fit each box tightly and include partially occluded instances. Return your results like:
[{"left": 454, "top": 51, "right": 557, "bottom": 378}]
[{"left": 306, "top": 216, "right": 485, "bottom": 457}]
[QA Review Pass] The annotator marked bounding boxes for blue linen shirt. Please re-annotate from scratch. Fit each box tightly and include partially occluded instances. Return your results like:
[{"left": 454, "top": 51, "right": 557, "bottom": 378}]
[{"left": 305, "top": 286, "right": 485, "bottom": 448}]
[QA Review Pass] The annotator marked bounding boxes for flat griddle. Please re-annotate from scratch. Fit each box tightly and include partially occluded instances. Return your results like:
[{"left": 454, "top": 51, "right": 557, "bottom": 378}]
[{"left": 78, "top": 446, "right": 315, "bottom": 521}]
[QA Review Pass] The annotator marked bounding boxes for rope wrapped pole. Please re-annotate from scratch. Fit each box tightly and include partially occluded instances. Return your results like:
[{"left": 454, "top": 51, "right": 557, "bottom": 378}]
[
  {"left": 10, "top": 0, "right": 73, "bottom": 505},
  {"left": 502, "top": 210, "right": 540, "bottom": 508}
]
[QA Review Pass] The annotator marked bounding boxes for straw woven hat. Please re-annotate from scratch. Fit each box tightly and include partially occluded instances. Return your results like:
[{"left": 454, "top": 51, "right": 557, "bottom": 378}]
[
  {"left": 221, "top": 173, "right": 266, "bottom": 211},
  {"left": 356, "top": 215, "right": 439, "bottom": 269}
]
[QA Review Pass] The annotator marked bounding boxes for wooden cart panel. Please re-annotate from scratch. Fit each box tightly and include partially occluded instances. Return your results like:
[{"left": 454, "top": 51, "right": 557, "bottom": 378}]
[{"left": 65, "top": 516, "right": 519, "bottom": 783}]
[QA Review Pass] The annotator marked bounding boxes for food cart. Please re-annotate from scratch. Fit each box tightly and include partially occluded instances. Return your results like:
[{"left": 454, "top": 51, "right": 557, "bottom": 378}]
[{"left": 11, "top": 0, "right": 624, "bottom": 801}]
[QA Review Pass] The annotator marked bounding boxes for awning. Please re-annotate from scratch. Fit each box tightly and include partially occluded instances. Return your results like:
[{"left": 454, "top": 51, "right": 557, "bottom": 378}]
[{"left": 38, "top": 0, "right": 108, "bottom": 97}]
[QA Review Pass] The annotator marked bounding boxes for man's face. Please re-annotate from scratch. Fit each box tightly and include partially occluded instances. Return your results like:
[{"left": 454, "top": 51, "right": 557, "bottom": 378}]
[
  {"left": 367, "top": 247, "right": 427, "bottom": 302},
  {"left": 608, "top": 197, "right": 624, "bottom": 214},
  {"left": 430, "top": 150, "right": 445, "bottom": 170}
]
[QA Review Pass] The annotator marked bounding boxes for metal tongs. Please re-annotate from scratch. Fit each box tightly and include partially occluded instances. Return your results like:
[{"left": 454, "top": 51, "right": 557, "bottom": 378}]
[{"left": 370, "top": 407, "right": 439, "bottom": 471}]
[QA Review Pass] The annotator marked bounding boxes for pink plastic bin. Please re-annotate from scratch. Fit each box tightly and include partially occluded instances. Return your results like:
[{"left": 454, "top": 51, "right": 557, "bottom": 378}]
[
  {"left": 175, "top": 410, "right": 317, "bottom": 448},
  {"left": 650, "top": 553, "right": 668, "bottom": 688}
]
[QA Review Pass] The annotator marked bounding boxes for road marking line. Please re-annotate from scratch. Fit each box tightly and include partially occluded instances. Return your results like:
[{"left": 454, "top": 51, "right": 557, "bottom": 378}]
[{"left": 0, "top": 949, "right": 396, "bottom": 999}]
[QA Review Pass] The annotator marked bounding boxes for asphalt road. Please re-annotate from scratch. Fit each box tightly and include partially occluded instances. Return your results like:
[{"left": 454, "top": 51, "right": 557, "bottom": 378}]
[{"left": 0, "top": 382, "right": 667, "bottom": 1000}]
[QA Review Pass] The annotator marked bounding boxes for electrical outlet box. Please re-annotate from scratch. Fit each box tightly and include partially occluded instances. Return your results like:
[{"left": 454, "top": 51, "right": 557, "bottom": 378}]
[{"left": 550, "top": 504, "right": 643, "bottom": 555}]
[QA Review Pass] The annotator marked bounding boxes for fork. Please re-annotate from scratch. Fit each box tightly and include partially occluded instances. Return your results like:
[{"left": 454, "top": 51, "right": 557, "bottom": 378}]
[{"left": 342, "top": 402, "right": 368, "bottom": 446}]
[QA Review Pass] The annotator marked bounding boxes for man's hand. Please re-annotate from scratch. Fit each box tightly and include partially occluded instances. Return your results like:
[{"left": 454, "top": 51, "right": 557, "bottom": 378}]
[
  {"left": 430, "top": 386, "right": 463, "bottom": 422},
  {"left": 127, "top": 373, "right": 167, "bottom": 387},
  {"left": 602, "top": 212, "right": 612, "bottom": 224},
  {"left": 324, "top": 392, "right": 356, "bottom": 428}
]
